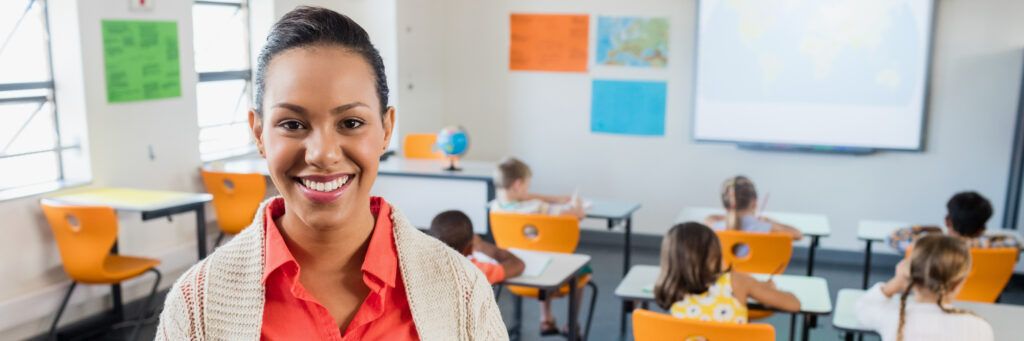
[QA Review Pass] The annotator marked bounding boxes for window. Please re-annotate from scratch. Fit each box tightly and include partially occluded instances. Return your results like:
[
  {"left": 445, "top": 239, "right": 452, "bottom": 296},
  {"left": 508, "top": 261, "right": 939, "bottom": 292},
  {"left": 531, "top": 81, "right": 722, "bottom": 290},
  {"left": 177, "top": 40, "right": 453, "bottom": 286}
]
[
  {"left": 193, "top": 0, "right": 253, "bottom": 161},
  {"left": 0, "top": 0, "right": 72, "bottom": 193}
]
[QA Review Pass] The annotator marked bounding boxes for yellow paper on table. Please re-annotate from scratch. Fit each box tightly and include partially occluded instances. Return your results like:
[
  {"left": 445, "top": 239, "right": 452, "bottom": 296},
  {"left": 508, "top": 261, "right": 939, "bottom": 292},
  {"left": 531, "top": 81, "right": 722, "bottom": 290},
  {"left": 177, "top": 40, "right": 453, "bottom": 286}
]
[{"left": 55, "top": 188, "right": 192, "bottom": 207}]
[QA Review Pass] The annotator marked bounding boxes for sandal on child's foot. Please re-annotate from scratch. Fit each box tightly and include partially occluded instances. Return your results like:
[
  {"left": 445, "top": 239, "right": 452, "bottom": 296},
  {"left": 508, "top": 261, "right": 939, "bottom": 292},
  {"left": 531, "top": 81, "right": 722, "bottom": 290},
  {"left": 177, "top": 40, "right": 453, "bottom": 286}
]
[{"left": 539, "top": 320, "right": 560, "bottom": 336}]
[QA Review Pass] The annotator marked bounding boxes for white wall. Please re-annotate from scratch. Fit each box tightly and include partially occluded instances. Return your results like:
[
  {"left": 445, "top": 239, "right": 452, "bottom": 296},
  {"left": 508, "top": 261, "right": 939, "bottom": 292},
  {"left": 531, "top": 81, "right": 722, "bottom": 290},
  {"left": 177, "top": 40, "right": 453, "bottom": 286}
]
[{"left": 396, "top": 0, "right": 1024, "bottom": 252}]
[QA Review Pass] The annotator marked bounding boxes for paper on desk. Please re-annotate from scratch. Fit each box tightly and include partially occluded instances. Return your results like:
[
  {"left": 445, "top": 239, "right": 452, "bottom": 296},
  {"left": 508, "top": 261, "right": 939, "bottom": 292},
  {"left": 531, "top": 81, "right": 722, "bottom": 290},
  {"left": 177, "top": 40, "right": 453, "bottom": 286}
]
[{"left": 508, "top": 248, "right": 552, "bottom": 277}]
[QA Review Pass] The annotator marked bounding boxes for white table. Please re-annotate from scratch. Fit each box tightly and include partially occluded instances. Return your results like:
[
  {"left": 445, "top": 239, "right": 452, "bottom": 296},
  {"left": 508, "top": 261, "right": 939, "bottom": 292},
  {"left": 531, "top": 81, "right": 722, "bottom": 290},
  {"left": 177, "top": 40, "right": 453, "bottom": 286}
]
[
  {"left": 856, "top": 220, "right": 917, "bottom": 289},
  {"left": 833, "top": 288, "right": 1024, "bottom": 341},
  {"left": 43, "top": 187, "right": 213, "bottom": 322},
  {"left": 677, "top": 207, "right": 831, "bottom": 276},
  {"left": 615, "top": 265, "right": 832, "bottom": 341},
  {"left": 207, "top": 156, "right": 497, "bottom": 234},
  {"left": 504, "top": 251, "right": 591, "bottom": 341},
  {"left": 586, "top": 199, "right": 642, "bottom": 276}
]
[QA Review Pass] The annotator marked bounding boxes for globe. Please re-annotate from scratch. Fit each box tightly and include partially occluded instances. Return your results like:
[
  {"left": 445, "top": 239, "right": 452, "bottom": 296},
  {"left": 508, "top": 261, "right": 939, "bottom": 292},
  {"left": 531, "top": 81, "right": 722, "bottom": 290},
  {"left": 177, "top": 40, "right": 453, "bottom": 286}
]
[
  {"left": 436, "top": 126, "right": 469, "bottom": 171},
  {"left": 436, "top": 126, "right": 469, "bottom": 157}
]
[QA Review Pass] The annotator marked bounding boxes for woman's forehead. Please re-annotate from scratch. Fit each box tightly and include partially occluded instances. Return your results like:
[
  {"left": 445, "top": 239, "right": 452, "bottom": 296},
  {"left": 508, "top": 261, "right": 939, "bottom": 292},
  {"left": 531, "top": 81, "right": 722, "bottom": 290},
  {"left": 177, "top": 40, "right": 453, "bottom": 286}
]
[{"left": 262, "top": 46, "right": 379, "bottom": 111}]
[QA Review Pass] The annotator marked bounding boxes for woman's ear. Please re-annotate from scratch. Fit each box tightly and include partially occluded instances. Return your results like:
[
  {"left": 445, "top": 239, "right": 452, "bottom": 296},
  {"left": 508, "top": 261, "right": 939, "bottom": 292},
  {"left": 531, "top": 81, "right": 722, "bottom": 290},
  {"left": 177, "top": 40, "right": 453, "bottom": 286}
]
[
  {"left": 249, "top": 110, "right": 265, "bottom": 157},
  {"left": 382, "top": 106, "right": 396, "bottom": 152}
]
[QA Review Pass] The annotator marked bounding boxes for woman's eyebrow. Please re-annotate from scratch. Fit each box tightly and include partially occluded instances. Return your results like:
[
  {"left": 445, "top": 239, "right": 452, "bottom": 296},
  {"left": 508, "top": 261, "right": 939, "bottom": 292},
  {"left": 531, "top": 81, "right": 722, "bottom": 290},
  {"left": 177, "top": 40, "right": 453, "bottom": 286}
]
[
  {"left": 331, "top": 102, "right": 369, "bottom": 114},
  {"left": 272, "top": 102, "right": 308, "bottom": 115}
]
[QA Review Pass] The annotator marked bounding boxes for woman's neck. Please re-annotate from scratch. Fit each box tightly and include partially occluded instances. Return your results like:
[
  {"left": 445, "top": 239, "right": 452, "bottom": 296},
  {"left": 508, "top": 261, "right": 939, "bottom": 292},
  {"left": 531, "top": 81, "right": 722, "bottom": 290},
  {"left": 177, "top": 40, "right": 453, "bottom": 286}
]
[{"left": 278, "top": 204, "right": 377, "bottom": 274}]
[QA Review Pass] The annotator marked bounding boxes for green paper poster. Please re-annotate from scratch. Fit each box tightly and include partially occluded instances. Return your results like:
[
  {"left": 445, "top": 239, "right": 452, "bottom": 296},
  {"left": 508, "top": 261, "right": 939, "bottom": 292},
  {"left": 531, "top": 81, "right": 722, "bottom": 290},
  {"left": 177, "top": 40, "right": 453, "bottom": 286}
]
[{"left": 102, "top": 20, "right": 181, "bottom": 103}]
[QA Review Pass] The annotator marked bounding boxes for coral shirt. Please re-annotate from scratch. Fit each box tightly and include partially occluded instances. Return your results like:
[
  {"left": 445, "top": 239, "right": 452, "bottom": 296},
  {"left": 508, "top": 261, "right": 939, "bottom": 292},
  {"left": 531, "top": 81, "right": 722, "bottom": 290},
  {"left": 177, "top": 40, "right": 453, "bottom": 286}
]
[{"left": 260, "top": 197, "right": 418, "bottom": 340}]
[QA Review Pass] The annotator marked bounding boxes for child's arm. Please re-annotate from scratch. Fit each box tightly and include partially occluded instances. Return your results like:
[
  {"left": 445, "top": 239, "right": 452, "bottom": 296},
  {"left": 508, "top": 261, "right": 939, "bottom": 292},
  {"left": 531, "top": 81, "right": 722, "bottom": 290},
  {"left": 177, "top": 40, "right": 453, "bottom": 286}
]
[
  {"left": 704, "top": 214, "right": 725, "bottom": 227},
  {"left": 473, "top": 235, "right": 525, "bottom": 278},
  {"left": 763, "top": 218, "right": 803, "bottom": 240},
  {"left": 855, "top": 259, "right": 910, "bottom": 329},
  {"left": 732, "top": 272, "right": 801, "bottom": 312}
]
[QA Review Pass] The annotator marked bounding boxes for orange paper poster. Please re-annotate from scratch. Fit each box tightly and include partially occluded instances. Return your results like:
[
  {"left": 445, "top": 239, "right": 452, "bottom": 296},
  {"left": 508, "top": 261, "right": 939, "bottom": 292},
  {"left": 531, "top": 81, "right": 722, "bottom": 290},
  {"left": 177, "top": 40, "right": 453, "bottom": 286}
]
[{"left": 509, "top": 14, "right": 589, "bottom": 72}]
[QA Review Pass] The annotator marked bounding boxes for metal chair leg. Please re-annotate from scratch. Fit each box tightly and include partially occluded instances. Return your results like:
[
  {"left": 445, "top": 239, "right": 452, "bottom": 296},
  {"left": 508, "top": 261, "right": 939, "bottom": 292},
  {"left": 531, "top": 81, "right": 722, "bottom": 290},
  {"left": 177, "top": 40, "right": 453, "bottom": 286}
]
[
  {"left": 493, "top": 284, "right": 503, "bottom": 303},
  {"left": 49, "top": 282, "right": 77, "bottom": 341},
  {"left": 583, "top": 281, "right": 598, "bottom": 341}
]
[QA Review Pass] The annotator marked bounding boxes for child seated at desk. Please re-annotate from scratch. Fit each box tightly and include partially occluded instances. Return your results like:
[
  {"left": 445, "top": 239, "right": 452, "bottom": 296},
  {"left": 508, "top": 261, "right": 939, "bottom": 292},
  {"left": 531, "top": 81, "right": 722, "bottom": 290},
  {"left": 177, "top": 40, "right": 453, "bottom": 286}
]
[
  {"left": 857, "top": 234, "right": 993, "bottom": 341},
  {"left": 704, "top": 175, "right": 802, "bottom": 240},
  {"left": 430, "top": 210, "right": 524, "bottom": 284},
  {"left": 490, "top": 156, "right": 587, "bottom": 336},
  {"left": 888, "top": 191, "right": 1021, "bottom": 254},
  {"left": 655, "top": 222, "right": 800, "bottom": 323}
]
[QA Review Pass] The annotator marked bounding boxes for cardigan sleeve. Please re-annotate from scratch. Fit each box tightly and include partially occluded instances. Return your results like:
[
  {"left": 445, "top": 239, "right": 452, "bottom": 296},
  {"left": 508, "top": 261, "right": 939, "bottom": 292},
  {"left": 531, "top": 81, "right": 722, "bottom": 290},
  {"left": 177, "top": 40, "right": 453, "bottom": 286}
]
[
  {"left": 155, "top": 279, "right": 193, "bottom": 341},
  {"left": 469, "top": 267, "right": 509, "bottom": 341}
]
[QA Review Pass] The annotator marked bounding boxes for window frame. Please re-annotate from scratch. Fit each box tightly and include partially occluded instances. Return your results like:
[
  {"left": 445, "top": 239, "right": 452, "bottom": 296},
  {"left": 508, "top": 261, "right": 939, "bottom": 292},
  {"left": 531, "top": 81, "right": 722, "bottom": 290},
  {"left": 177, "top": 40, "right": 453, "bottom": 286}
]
[{"left": 193, "top": 0, "right": 255, "bottom": 161}]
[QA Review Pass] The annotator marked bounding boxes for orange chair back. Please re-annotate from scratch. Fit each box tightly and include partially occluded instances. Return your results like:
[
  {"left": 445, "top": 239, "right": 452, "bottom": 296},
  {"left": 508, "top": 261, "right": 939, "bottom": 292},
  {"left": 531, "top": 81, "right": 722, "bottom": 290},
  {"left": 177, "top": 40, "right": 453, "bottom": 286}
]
[
  {"left": 40, "top": 201, "right": 118, "bottom": 283},
  {"left": 957, "top": 248, "right": 1017, "bottom": 302},
  {"left": 490, "top": 212, "right": 579, "bottom": 253},
  {"left": 716, "top": 230, "right": 793, "bottom": 274},
  {"left": 632, "top": 309, "right": 775, "bottom": 341},
  {"left": 201, "top": 170, "right": 267, "bottom": 235},
  {"left": 403, "top": 133, "right": 443, "bottom": 159}
]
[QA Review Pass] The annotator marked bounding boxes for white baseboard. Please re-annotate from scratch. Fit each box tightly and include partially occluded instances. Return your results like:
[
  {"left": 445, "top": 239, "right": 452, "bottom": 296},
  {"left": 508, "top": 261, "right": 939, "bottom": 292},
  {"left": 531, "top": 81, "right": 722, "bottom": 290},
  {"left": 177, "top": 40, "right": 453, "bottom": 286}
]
[{"left": 0, "top": 237, "right": 210, "bottom": 335}]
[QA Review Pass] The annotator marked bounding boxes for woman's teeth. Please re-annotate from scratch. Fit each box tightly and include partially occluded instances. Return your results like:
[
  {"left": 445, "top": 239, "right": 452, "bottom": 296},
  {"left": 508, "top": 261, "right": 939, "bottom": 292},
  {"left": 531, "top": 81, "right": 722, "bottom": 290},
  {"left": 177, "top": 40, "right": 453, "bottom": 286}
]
[{"left": 301, "top": 176, "right": 349, "bottom": 192}]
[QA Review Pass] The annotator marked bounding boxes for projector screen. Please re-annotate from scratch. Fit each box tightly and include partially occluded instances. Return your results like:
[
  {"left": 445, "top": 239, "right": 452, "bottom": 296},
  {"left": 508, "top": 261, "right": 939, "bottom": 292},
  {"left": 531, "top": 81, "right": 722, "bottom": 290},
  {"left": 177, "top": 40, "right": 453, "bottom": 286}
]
[{"left": 692, "top": 0, "right": 935, "bottom": 150}]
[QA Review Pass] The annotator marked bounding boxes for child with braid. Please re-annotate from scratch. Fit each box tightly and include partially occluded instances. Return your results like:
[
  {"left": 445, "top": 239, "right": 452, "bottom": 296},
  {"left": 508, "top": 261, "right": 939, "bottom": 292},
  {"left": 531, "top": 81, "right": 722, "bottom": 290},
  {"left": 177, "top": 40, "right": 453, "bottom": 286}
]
[{"left": 856, "top": 234, "right": 993, "bottom": 341}]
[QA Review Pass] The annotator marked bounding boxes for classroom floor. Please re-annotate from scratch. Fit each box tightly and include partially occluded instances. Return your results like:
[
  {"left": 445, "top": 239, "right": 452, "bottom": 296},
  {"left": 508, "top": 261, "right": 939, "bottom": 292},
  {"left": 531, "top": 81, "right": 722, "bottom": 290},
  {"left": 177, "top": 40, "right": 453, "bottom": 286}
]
[{"left": 43, "top": 243, "right": 1024, "bottom": 341}]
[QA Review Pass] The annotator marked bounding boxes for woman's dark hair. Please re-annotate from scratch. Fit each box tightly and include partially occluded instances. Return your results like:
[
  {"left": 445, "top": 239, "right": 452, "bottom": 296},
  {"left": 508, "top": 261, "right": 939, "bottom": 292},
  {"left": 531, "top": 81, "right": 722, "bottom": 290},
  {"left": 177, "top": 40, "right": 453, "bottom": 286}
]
[
  {"left": 254, "top": 6, "right": 389, "bottom": 115},
  {"left": 654, "top": 222, "right": 724, "bottom": 310}
]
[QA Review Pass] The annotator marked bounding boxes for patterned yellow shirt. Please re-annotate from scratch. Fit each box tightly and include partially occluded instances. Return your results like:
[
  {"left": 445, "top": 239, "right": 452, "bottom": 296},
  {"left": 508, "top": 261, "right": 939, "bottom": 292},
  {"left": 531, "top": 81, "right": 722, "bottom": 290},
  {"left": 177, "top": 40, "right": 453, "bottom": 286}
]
[{"left": 670, "top": 272, "right": 748, "bottom": 324}]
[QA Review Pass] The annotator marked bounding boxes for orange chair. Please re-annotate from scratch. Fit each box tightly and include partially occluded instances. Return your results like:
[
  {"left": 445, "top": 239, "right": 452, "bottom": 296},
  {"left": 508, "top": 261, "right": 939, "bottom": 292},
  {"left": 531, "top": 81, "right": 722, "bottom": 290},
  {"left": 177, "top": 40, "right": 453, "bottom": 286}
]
[
  {"left": 490, "top": 212, "right": 598, "bottom": 339},
  {"left": 200, "top": 170, "right": 267, "bottom": 248},
  {"left": 716, "top": 230, "right": 793, "bottom": 320},
  {"left": 632, "top": 309, "right": 775, "bottom": 341},
  {"left": 40, "top": 201, "right": 162, "bottom": 340},
  {"left": 403, "top": 133, "right": 444, "bottom": 159},
  {"left": 957, "top": 248, "right": 1017, "bottom": 302}
]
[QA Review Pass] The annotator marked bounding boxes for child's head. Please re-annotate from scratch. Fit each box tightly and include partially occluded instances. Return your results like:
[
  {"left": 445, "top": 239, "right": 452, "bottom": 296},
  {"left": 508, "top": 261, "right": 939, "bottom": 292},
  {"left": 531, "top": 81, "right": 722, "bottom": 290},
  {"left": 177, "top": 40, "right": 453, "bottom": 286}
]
[
  {"left": 945, "top": 191, "right": 992, "bottom": 238},
  {"left": 897, "top": 234, "right": 972, "bottom": 341},
  {"left": 720, "top": 175, "right": 757, "bottom": 212},
  {"left": 654, "top": 222, "right": 723, "bottom": 310},
  {"left": 430, "top": 210, "right": 475, "bottom": 255},
  {"left": 495, "top": 157, "right": 532, "bottom": 199}
]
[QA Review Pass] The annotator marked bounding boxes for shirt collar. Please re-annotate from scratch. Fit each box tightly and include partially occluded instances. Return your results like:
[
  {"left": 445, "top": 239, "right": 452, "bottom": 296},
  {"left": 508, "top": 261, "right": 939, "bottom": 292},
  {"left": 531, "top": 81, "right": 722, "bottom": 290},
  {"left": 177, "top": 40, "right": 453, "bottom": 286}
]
[{"left": 261, "top": 196, "right": 398, "bottom": 289}]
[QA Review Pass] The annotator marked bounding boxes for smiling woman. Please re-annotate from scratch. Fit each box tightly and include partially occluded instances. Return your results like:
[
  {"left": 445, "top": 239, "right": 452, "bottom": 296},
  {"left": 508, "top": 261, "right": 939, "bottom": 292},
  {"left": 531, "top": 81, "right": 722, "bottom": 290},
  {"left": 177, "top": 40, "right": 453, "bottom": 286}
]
[{"left": 155, "top": 7, "right": 506, "bottom": 340}]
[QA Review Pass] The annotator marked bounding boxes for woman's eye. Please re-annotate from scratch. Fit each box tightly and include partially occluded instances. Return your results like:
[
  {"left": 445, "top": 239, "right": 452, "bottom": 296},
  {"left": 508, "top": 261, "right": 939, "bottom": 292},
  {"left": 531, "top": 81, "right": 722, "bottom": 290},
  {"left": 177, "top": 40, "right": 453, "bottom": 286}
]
[
  {"left": 279, "top": 120, "right": 305, "bottom": 130},
  {"left": 342, "top": 119, "right": 364, "bottom": 129}
]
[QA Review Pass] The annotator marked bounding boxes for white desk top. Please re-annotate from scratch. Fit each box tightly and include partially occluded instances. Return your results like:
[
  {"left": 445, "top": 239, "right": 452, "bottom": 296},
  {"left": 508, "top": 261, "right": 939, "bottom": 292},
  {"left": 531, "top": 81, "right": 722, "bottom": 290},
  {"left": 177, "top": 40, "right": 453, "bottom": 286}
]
[
  {"left": 614, "top": 265, "right": 833, "bottom": 315},
  {"left": 676, "top": 207, "right": 831, "bottom": 237},
  {"left": 857, "top": 220, "right": 1021, "bottom": 243},
  {"left": 833, "top": 288, "right": 1024, "bottom": 341},
  {"left": 206, "top": 156, "right": 497, "bottom": 181},
  {"left": 44, "top": 187, "right": 212, "bottom": 212},
  {"left": 503, "top": 250, "right": 591, "bottom": 289},
  {"left": 586, "top": 199, "right": 641, "bottom": 220}
]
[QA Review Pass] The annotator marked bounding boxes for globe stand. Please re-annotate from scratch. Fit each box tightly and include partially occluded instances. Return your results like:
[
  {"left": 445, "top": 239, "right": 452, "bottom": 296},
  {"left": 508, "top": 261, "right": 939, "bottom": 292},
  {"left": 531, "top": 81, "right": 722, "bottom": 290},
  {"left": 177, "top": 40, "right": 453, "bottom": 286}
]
[{"left": 444, "top": 156, "right": 462, "bottom": 172}]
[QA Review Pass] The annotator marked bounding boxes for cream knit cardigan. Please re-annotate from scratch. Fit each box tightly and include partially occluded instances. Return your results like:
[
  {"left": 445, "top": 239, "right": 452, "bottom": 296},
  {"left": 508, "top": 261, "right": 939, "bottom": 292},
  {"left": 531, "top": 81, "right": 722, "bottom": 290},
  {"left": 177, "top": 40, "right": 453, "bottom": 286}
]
[{"left": 155, "top": 198, "right": 508, "bottom": 340}]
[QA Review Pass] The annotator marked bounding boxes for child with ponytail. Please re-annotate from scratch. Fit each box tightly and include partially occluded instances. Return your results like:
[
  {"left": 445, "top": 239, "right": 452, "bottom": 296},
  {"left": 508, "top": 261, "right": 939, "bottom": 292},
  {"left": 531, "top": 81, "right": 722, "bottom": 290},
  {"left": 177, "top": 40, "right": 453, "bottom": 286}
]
[
  {"left": 704, "top": 175, "right": 802, "bottom": 240},
  {"left": 856, "top": 234, "right": 993, "bottom": 341}
]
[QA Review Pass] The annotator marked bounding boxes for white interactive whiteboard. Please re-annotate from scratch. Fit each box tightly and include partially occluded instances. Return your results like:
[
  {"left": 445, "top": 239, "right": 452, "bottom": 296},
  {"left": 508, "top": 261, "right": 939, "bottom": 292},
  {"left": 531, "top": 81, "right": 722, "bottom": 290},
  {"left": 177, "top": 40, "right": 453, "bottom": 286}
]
[{"left": 692, "top": 0, "right": 935, "bottom": 150}]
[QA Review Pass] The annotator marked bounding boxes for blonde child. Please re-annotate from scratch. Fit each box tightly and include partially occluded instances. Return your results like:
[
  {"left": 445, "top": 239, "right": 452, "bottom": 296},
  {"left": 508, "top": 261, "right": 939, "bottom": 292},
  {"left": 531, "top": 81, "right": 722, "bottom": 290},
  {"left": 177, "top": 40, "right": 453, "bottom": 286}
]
[
  {"left": 490, "top": 156, "right": 586, "bottom": 336},
  {"left": 856, "top": 234, "right": 993, "bottom": 341},
  {"left": 430, "top": 210, "right": 524, "bottom": 284},
  {"left": 655, "top": 222, "right": 801, "bottom": 323},
  {"left": 704, "top": 175, "right": 802, "bottom": 240}
]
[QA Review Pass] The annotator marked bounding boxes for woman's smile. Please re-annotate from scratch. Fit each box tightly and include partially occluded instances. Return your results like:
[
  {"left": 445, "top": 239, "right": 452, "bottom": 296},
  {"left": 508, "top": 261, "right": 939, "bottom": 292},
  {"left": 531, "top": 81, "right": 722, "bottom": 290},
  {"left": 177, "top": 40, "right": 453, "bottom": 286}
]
[{"left": 294, "top": 173, "right": 356, "bottom": 204}]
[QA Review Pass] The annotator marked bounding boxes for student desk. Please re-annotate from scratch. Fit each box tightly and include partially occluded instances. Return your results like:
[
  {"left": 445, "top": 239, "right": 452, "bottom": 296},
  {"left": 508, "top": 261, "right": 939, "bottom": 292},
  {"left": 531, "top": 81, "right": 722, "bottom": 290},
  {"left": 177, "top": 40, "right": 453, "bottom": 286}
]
[
  {"left": 207, "top": 156, "right": 496, "bottom": 234},
  {"left": 832, "top": 288, "right": 1024, "bottom": 341},
  {"left": 503, "top": 251, "right": 591, "bottom": 341},
  {"left": 857, "top": 220, "right": 1023, "bottom": 289},
  {"left": 615, "top": 264, "right": 832, "bottom": 341},
  {"left": 585, "top": 200, "right": 642, "bottom": 276},
  {"left": 43, "top": 187, "right": 212, "bottom": 322},
  {"left": 676, "top": 207, "right": 832, "bottom": 275}
]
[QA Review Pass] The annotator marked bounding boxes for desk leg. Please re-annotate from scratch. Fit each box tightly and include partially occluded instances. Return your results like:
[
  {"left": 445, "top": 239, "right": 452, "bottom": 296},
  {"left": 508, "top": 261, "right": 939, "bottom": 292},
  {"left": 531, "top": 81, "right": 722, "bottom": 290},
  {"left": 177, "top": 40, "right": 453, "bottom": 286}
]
[
  {"left": 623, "top": 218, "right": 632, "bottom": 277},
  {"left": 806, "top": 236, "right": 819, "bottom": 276},
  {"left": 620, "top": 300, "right": 633, "bottom": 337},
  {"left": 862, "top": 240, "right": 873, "bottom": 289},
  {"left": 513, "top": 294, "right": 523, "bottom": 341},
  {"left": 110, "top": 241, "right": 124, "bottom": 322},
  {"left": 196, "top": 207, "right": 207, "bottom": 260},
  {"left": 789, "top": 314, "right": 796, "bottom": 341},
  {"left": 568, "top": 276, "right": 579, "bottom": 341},
  {"left": 801, "top": 314, "right": 812, "bottom": 341}
]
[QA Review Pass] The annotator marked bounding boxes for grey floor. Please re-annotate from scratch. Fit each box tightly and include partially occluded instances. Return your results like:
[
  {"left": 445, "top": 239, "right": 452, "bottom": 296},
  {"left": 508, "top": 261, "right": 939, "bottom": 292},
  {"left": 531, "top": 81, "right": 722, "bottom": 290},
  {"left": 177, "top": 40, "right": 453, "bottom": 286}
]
[{"left": 46, "top": 243, "right": 1024, "bottom": 341}]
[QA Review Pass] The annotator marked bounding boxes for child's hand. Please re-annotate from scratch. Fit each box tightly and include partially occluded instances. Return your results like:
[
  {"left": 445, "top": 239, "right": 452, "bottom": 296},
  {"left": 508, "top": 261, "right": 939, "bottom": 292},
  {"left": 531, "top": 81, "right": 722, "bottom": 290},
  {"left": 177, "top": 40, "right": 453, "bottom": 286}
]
[
  {"left": 882, "top": 259, "right": 912, "bottom": 297},
  {"left": 894, "top": 258, "right": 911, "bottom": 282}
]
